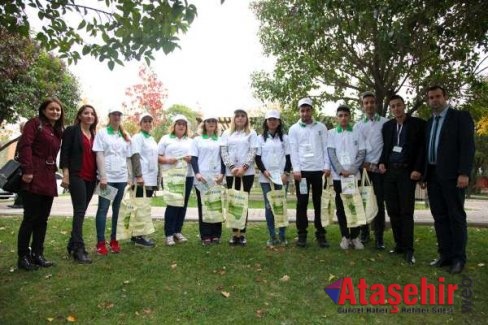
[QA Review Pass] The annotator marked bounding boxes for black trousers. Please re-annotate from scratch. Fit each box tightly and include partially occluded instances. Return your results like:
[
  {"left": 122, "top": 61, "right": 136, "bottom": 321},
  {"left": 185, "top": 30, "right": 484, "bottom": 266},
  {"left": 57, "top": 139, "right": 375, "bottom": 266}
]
[
  {"left": 195, "top": 188, "right": 222, "bottom": 239},
  {"left": 68, "top": 176, "right": 96, "bottom": 249},
  {"left": 135, "top": 186, "right": 154, "bottom": 198},
  {"left": 427, "top": 165, "right": 468, "bottom": 264},
  {"left": 361, "top": 171, "right": 385, "bottom": 239},
  {"left": 17, "top": 191, "right": 54, "bottom": 257},
  {"left": 333, "top": 180, "right": 360, "bottom": 239},
  {"left": 294, "top": 171, "right": 326, "bottom": 239},
  {"left": 384, "top": 167, "right": 416, "bottom": 252},
  {"left": 226, "top": 175, "right": 254, "bottom": 233}
]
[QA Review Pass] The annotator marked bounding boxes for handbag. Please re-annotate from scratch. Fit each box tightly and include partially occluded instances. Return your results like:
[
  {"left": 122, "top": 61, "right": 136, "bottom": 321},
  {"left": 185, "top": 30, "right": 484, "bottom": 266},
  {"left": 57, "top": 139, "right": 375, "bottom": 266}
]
[
  {"left": 0, "top": 159, "right": 22, "bottom": 193},
  {"left": 225, "top": 177, "right": 248, "bottom": 230},
  {"left": 321, "top": 176, "right": 335, "bottom": 227}
]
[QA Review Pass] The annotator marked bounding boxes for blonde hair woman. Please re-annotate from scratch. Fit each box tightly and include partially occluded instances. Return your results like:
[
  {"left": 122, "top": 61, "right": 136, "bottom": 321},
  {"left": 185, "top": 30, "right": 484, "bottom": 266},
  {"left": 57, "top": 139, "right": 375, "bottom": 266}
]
[
  {"left": 220, "top": 109, "right": 258, "bottom": 245},
  {"left": 158, "top": 114, "right": 194, "bottom": 246}
]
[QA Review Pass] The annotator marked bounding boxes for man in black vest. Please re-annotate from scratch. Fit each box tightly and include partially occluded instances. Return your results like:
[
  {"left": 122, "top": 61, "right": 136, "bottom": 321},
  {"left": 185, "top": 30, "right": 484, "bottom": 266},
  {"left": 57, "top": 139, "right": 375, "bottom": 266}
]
[
  {"left": 379, "top": 95, "right": 426, "bottom": 265},
  {"left": 424, "top": 85, "right": 475, "bottom": 274}
]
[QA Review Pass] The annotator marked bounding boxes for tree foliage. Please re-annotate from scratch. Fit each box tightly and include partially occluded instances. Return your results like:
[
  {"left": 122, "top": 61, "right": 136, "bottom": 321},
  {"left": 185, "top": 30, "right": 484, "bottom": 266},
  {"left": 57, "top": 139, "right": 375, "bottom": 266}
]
[
  {"left": 0, "top": 27, "right": 81, "bottom": 126},
  {"left": 0, "top": 0, "right": 198, "bottom": 69},
  {"left": 122, "top": 65, "right": 167, "bottom": 126},
  {"left": 251, "top": 0, "right": 488, "bottom": 116}
]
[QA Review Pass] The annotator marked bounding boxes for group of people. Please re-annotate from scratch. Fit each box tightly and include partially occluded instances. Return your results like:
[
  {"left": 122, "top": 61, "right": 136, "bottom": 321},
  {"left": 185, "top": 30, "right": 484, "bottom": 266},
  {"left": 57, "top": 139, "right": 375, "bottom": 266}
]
[{"left": 14, "top": 84, "right": 474, "bottom": 275}]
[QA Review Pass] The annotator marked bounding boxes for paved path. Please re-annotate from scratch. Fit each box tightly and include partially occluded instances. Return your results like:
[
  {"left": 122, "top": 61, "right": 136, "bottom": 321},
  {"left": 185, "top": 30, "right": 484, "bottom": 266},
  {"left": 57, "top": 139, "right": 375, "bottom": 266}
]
[{"left": 0, "top": 195, "right": 486, "bottom": 227}]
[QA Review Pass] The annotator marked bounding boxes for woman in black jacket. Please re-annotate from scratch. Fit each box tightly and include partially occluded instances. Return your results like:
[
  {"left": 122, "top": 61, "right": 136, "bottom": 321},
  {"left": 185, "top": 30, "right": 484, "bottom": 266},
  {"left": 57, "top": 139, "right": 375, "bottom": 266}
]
[{"left": 60, "top": 105, "right": 98, "bottom": 264}]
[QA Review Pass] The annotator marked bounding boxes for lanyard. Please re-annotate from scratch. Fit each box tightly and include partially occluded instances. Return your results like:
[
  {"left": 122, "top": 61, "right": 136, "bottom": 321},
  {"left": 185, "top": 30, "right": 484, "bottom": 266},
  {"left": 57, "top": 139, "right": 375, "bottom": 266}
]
[{"left": 396, "top": 124, "right": 403, "bottom": 146}]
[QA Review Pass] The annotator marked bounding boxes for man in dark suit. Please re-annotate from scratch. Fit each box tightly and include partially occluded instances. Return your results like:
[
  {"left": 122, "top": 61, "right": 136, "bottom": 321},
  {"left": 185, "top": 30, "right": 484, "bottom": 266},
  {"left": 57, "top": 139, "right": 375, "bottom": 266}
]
[
  {"left": 424, "top": 85, "right": 475, "bottom": 274},
  {"left": 379, "top": 95, "right": 426, "bottom": 265}
]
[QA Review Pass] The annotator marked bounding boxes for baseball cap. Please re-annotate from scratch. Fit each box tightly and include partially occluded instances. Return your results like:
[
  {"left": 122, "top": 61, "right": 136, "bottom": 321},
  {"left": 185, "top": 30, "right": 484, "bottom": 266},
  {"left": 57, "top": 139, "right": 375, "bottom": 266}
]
[
  {"left": 203, "top": 114, "right": 219, "bottom": 122},
  {"left": 172, "top": 114, "right": 189, "bottom": 123},
  {"left": 234, "top": 109, "right": 248, "bottom": 116},
  {"left": 297, "top": 97, "right": 313, "bottom": 108},
  {"left": 265, "top": 110, "right": 281, "bottom": 119},
  {"left": 108, "top": 108, "right": 123, "bottom": 115},
  {"left": 139, "top": 113, "right": 153, "bottom": 123}
]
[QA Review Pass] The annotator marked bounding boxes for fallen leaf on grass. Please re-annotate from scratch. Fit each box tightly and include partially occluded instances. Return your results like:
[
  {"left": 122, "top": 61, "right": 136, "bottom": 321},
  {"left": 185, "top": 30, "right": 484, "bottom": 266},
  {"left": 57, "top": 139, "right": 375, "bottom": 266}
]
[
  {"left": 46, "top": 317, "right": 54, "bottom": 322},
  {"left": 280, "top": 275, "right": 290, "bottom": 282},
  {"left": 44, "top": 274, "right": 52, "bottom": 279},
  {"left": 123, "top": 280, "right": 130, "bottom": 285},
  {"left": 0, "top": 226, "right": 5, "bottom": 230},
  {"left": 98, "top": 301, "right": 114, "bottom": 309},
  {"left": 171, "top": 264, "right": 177, "bottom": 269},
  {"left": 369, "top": 258, "right": 375, "bottom": 262},
  {"left": 221, "top": 291, "right": 230, "bottom": 298},
  {"left": 66, "top": 315, "right": 76, "bottom": 322},
  {"left": 9, "top": 267, "right": 14, "bottom": 273},
  {"left": 328, "top": 274, "right": 336, "bottom": 282},
  {"left": 60, "top": 231, "right": 67, "bottom": 235},
  {"left": 142, "top": 308, "right": 152, "bottom": 314},
  {"left": 478, "top": 263, "right": 485, "bottom": 267},
  {"left": 256, "top": 309, "right": 266, "bottom": 318},
  {"left": 219, "top": 270, "right": 226, "bottom": 276}
]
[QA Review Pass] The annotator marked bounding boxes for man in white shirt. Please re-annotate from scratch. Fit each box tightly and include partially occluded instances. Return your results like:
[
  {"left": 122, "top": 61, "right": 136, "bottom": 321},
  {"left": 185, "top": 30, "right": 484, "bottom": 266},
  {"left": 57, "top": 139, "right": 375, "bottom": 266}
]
[
  {"left": 289, "top": 97, "right": 331, "bottom": 247},
  {"left": 353, "top": 91, "right": 388, "bottom": 249}
]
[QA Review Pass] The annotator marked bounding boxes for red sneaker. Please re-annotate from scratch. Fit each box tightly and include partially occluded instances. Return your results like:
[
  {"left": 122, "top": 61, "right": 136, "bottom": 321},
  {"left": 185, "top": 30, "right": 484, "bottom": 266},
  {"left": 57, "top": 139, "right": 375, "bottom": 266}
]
[
  {"left": 96, "top": 241, "right": 108, "bottom": 256},
  {"left": 109, "top": 239, "right": 121, "bottom": 253}
]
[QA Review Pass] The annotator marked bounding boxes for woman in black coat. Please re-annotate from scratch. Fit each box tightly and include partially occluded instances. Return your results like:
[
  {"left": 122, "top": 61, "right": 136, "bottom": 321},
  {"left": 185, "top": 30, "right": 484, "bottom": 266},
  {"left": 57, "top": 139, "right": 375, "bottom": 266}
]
[{"left": 60, "top": 105, "right": 98, "bottom": 264}]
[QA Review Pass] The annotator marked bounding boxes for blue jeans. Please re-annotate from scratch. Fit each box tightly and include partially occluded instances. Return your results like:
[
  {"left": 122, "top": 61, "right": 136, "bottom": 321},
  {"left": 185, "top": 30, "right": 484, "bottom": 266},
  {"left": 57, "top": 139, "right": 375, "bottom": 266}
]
[
  {"left": 95, "top": 182, "right": 127, "bottom": 242},
  {"left": 164, "top": 177, "right": 194, "bottom": 237},
  {"left": 260, "top": 182, "right": 286, "bottom": 239}
]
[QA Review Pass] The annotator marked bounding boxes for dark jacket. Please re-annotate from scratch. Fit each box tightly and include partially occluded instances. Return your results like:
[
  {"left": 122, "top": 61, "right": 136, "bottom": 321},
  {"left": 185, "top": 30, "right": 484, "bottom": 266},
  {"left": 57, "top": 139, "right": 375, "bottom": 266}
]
[
  {"left": 18, "top": 117, "right": 62, "bottom": 197},
  {"left": 379, "top": 115, "right": 426, "bottom": 173},
  {"left": 423, "top": 107, "right": 475, "bottom": 181},
  {"left": 60, "top": 124, "right": 95, "bottom": 177}
]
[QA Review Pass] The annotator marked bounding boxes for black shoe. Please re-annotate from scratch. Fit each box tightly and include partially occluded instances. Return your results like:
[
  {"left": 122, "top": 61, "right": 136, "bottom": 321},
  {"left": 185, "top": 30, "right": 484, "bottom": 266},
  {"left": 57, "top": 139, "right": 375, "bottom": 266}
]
[
  {"left": 228, "top": 236, "right": 239, "bottom": 246},
  {"left": 131, "top": 236, "right": 155, "bottom": 248},
  {"left": 239, "top": 235, "right": 247, "bottom": 246},
  {"left": 73, "top": 248, "right": 92, "bottom": 264},
  {"left": 360, "top": 231, "right": 371, "bottom": 244},
  {"left": 8, "top": 204, "right": 23, "bottom": 209},
  {"left": 405, "top": 251, "right": 415, "bottom": 265},
  {"left": 430, "top": 257, "right": 452, "bottom": 267},
  {"left": 296, "top": 237, "right": 307, "bottom": 247},
  {"left": 375, "top": 238, "right": 385, "bottom": 250},
  {"left": 17, "top": 256, "right": 39, "bottom": 271},
  {"left": 449, "top": 261, "right": 464, "bottom": 274},
  {"left": 389, "top": 247, "right": 404, "bottom": 255},
  {"left": 31, "top": 254, "right": 54, "bottom": 268},
  {"left": 317, "top": 237, "right": 330, "bottom": 248}
]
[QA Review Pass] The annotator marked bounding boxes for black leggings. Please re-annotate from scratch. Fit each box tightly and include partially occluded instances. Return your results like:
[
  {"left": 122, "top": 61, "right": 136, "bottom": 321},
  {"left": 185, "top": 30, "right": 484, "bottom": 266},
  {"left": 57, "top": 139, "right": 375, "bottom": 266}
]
[{"left": 68, "top": 176, "right": 96, "bottom": 249}]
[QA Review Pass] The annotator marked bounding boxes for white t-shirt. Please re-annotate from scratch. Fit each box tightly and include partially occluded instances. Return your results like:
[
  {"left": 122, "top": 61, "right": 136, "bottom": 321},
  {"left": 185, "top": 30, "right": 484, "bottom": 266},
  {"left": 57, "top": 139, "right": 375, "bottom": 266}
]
[
  {"left": 220, "top": 129, "right": 258, "bottom": 176},
  {"left": 158, "top": 134, "right": 194, "bottom": 177},
  {"left": 190, "top": 134, "right": 222, "bottom": 177},
  {"left": 256, "top": 133, "right": 290, "bottom": 183},
  {"left": 353, "top": 114, "right": 388, "bottom": 164},
  {"left": 92, "top": 126, "right": 131, "bottom": 182},
  {"left": 131, "top": 132, "right": 158, "bottom": 186},
  {"left": 327, "top": 127, "right": 366, "bottom": 180},
  {"left": 288, "top": 120, "right": 330, "bottom": 172}
]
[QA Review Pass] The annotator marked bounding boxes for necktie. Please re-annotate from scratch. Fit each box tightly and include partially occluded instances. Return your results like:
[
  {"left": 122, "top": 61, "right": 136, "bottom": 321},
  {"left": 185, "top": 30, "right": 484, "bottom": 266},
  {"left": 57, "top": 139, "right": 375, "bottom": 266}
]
[{"left": 430, "top": 116, "right": 441, "bottom": 164}]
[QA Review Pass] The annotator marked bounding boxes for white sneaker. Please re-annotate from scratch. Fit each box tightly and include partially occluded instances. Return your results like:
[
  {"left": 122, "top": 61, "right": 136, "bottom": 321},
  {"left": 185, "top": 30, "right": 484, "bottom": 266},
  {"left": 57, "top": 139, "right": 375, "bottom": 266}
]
[
  {"left": 173, "top": 233, "right": 188, "bottom": 243},
  {"left": 351, "top": 237, "right": 364, "bottom": 250},
  {"left": 340, "top": 237, "right": 350, "bottom": 250},
  {"left": 165, "top": 236, "right": 175, "bottom": 246}
]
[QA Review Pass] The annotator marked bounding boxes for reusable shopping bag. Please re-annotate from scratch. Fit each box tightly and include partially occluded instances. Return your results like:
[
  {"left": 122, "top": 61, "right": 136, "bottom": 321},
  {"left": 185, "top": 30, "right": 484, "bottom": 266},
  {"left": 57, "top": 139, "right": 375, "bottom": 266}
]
[
  {"left": 225, "top": 177, "right": 248, "bottom": 230},
  {"left": 202, "top": 185, "right": 225, "bottom": 223},
  {"left": 266, "top": 185, "right": 288, "bottom": 228},
  {"left": 360, "top": 169, "right": 378, "bottom": 224},
  {"left": 321, "top": 177, "right": 335, "bottom": 227},
  {"left": 161, "top": 163, "right": 187, "bottom": 207},
  {"left": 340, "top": 176, "right": 367, "bottom": 227}
]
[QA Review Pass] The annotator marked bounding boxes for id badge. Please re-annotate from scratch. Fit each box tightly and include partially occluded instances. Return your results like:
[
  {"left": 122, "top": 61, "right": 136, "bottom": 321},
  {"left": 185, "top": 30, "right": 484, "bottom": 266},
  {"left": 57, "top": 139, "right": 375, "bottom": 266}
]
[
  {"left": 302, "top": 144, "right": 314, "bottom": 158},
  {"left": 393, "top": 146, "right": 402, "bottom": 153}
]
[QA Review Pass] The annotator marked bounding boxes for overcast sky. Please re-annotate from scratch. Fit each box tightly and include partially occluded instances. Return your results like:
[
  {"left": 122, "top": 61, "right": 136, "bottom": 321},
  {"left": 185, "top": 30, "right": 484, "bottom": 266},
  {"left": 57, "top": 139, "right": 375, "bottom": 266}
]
[{"left": 68, "top": 0, "right": 275, "bottom": 118}]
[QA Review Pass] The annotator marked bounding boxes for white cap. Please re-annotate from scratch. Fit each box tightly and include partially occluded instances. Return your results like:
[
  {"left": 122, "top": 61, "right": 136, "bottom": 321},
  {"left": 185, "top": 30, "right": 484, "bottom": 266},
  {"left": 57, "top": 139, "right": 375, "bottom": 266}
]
[
  {"left": 265, "top": 110, "right": 280, "bottom": 119},
  {"left": 203, "top": 114, "right": 219, "bottom": 122},
  {"left": 297, "top": 97, "right": 313, "bottom": 108},
  {"left": 172, "top": 114, "right": 189, "bottom": 123},
  {"left": 108, "top": 108, "right": 123, "bottom": 115},
  {"left": 139, "top": 113, "right": 153, "bottom": 123}
]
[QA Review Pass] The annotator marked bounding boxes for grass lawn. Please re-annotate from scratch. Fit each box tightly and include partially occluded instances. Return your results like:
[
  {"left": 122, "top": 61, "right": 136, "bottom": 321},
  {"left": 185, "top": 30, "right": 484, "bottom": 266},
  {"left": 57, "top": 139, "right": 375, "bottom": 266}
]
[{"left": 0, "top": 217, "right": 486, "bottom": 324}]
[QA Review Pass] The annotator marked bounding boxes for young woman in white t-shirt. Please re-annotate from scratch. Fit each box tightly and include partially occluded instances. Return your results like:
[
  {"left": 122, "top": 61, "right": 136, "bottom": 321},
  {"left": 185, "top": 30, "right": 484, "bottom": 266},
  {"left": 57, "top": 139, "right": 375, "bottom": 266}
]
[
  {"left": 129, "top": 113, "right": 158, "bottom": 248},
  {"left": 220, "top": 109, "right": 258, "bottom": 246},
  {"left": 158, "top": 115, "right": 194, "bottom": 246},
  {"left": 190, "top": 115, "right": 225, "bottom": 245},
  {"left": 255, "top": 110, "right": 291, "bottom": 246},
  {"left": 92, "top": 108, "right": 131, "bottom": 255}
]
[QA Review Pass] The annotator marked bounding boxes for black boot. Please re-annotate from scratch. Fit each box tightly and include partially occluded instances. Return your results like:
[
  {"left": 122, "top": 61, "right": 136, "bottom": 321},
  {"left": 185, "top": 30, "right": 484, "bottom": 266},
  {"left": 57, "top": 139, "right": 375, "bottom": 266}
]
[
  {"left": 31, "top": 253, "right": 54, "bottom": 268},
  {"left": 17, "top": 256, "right": 39, "bottom": 271},
  {"left": 73, "top": 247, "right": 92, "bottom": 264}
]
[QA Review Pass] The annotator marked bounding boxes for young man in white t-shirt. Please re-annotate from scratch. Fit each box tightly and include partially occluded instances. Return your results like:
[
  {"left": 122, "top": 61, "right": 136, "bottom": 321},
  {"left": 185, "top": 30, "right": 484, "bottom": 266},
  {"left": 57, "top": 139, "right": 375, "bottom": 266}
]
[
  {"left": 288, "top": 97, "right": 331, "bottom": 247},
  {"left": 328, "top": 105, "right": 366, "bottom": 249}
]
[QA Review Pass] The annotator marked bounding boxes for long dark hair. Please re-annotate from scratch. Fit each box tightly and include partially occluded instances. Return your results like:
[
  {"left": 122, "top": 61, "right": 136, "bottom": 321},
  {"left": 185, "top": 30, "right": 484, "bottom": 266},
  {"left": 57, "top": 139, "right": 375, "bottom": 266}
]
[
  {"left": 38, "top": 97, "right": 65, "bottom": 135},
  {"left": 74, "top": 104, "right": 98, "bottom": 133},
  {"left": 261, "top": 118, "right": 284, "bottom": 142}
]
